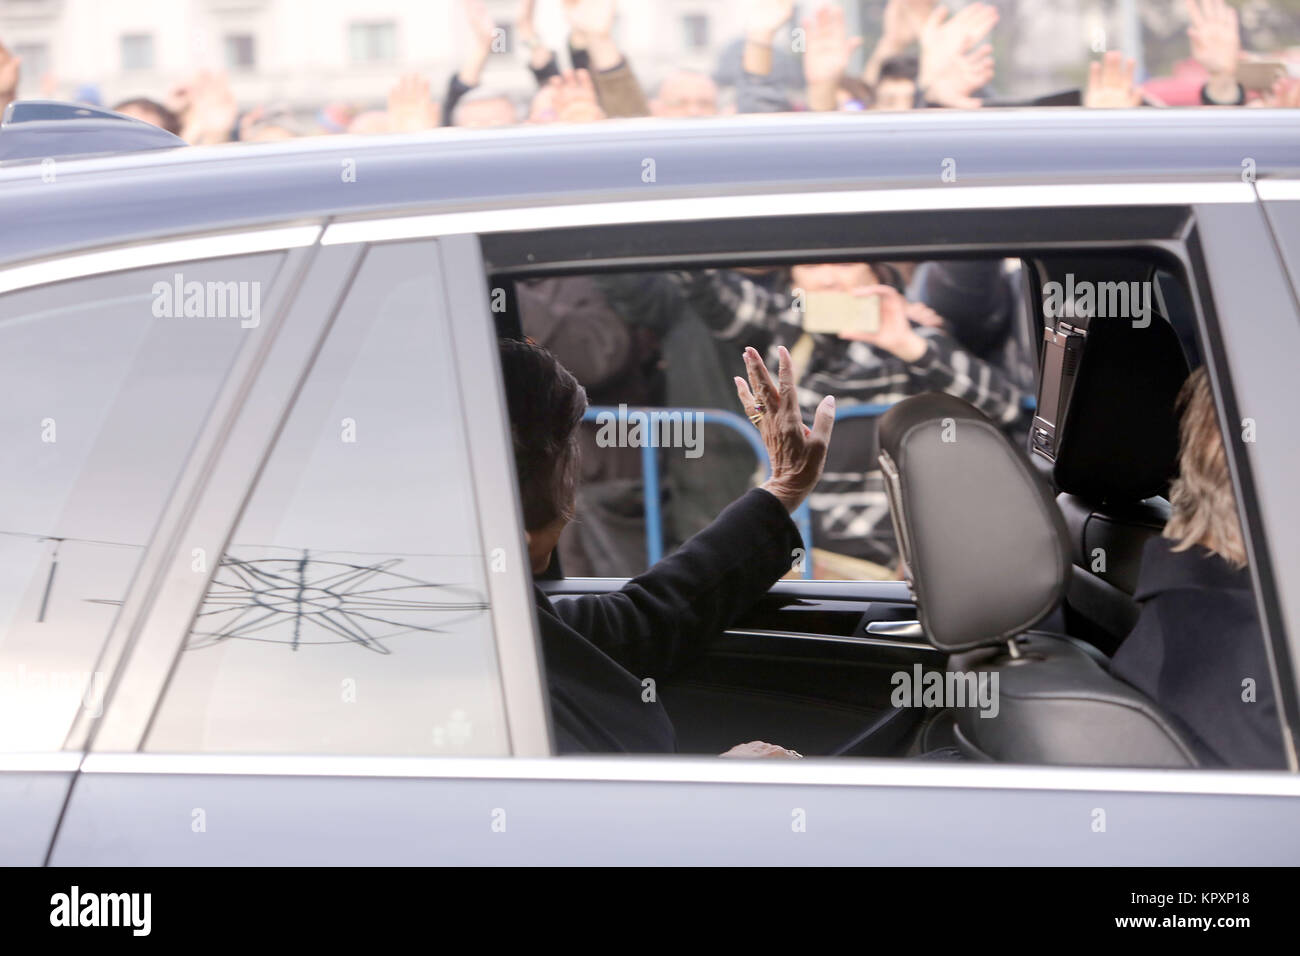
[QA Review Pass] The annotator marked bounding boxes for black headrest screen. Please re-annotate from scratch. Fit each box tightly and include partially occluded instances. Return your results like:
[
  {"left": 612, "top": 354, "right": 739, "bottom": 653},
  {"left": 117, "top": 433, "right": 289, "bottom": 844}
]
[{"left": 1052, "top": 315, "right": 1189, "bottom": 503}]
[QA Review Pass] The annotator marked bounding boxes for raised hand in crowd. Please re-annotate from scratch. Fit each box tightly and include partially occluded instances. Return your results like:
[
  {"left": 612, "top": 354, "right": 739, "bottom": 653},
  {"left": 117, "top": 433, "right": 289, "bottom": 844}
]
[
  {"left": 1187, "top": 0, "right": 1242, "bottom": 103},
  {"left": 546, "top": 68, "right": 607, "bottom": 123},
  {"left": 564, "top": 0, "right": 621, "bottom": 72},
  {"left": 458, "top": 0, "right": 499, "bottom": 89},
  {"left": 169, "top": 71, "right": 238, "bottom": 144},
  {"left": 802, "top": 3, "right": 863, "bottom": 111},
  {"left": 387, "top": 73, "right": 440, "bottom": 132},
  {"left": 836, "top": 285, "right": 929, "bottom": 362},
  {"left": 514, "top": 0, "right": 555, "bottom": 72},
  {"left": 863, "top": 0, "right": 935, "bottom": 86},
  {"left": 918, "top": 3, "right": 997, "bottom": 108},
  {"left": 1265, "top": 75, "right": 1300, "bottom": 107},
  {"left": 743, "top": 0, "right": 795, "bottom": 78},
  {"left": 0, "top": 38, "right": 20, "bottom": 115},
  {"left": 1084, "top": 50, "right": 1142, "bottom": 108}
]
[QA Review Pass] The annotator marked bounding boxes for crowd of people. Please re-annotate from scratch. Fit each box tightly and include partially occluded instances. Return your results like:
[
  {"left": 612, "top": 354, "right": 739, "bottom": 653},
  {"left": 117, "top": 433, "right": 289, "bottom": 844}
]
[{"left": 2, "top": 0, "right": 1298, "bottom": 143}]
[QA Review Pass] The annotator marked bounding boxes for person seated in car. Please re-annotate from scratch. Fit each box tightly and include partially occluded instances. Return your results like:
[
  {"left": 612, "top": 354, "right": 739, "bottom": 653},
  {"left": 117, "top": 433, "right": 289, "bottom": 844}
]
[
  {"left": 500, "top": 337, "right": 834, "bottom": 757},
  {"left": 1110, "top": 367, "right": 1287, "bottom": 769}
]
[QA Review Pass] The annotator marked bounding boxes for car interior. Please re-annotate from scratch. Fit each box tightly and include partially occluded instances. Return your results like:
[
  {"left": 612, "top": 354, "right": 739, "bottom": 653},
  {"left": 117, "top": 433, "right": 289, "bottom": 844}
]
[{"left": 486, "top": 247, "right": 1258, "bottom": 768}]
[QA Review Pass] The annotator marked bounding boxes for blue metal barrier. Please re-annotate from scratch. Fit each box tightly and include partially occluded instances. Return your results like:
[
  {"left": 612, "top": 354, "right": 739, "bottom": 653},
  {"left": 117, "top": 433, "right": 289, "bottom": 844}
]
[{"left": 582, "top": 394, "right": 1037, "bottom": 579}]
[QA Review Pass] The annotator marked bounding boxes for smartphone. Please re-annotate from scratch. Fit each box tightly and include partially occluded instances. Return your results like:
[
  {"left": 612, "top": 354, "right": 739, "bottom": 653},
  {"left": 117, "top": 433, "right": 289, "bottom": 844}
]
[
  {"left": 1238, "top": 60, "right": 1289, "bottom": 91},
  {"left": 801, "top": 291, "right": 881, "bottom": 335}
]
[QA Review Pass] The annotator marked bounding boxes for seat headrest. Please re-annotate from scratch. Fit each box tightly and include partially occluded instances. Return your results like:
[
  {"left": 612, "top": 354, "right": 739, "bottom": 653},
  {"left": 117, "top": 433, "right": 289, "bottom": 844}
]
[
  {"left": 1052, "top": 314, "right": 1189, "bottom": 503},
  {"left": 878, "top": 393, "right": 1070, "bottom": 653}
]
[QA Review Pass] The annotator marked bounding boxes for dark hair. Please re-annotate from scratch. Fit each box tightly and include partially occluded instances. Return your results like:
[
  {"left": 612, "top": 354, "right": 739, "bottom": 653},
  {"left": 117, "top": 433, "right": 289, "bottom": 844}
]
[
  {"left": 878, "top": 55, "right": 920, "bottom": 84},
  {"left": 111, "top": 97, "right": 182, "bottom": 136},
  {"left": 498, "top": 338, "right": 588, "bottom": 531}
]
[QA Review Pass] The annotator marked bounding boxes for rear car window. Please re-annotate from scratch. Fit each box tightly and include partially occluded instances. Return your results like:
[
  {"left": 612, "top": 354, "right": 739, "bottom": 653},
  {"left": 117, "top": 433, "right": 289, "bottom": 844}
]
[
  {"left": 145, "top": 242, "right": 510, "bottom": 756},
  {"left": 0, "top": 253, "right": 283, "bottom": 751}
]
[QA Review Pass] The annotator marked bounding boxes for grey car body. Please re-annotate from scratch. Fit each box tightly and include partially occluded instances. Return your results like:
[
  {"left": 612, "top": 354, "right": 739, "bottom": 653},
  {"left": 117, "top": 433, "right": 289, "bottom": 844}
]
[{"left": 2, "top": 107, "right": 1300, "bottom": 865}]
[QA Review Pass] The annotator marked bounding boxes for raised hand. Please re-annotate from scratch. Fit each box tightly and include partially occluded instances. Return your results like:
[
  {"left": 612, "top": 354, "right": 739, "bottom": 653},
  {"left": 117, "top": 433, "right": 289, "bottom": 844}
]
[
  {"left": 919, "top": 3, "right": 997, "bottom": 108},
  {"left": 1186, "top": 0, "right": 1240, "bottom": 79},
  {"left": 0, "top": 38, "right": 20, "bottom": 111},
  {"left": 387, "top": 73, "right": 440, "bottom": 132},
  {"left": 836, "top": 285, "right": 928, "bottom": 362},
  {"left": 177, "top": 71, "right": 238, "bottom": 144},
  {"left": 548, "top": 69, "right": 606, "bottom": 123},
  {"left": 802, "top": 3, "right": 863, "bottom": 89},
  {"left": 882, "top": 0, "right": 937, "bottom": 53},
  {"left": 746, "top": 0, "right": 796, "bottom": 43},
  {"left": 563, "top": 0, "right": 617, "bottom": 38},
  {"left": 735, "top": 345, "right": 835, "bottom": 514},
  {"left": 1084, "top": 50, "right": 1142, "bottom": 108}
]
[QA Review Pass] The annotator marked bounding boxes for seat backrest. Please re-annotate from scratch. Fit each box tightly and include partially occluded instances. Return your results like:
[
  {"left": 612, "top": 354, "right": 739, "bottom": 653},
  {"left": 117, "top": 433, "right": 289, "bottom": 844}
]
[
  {"left": 1047, "top": 301, "right": 1190, "bottom": 650},
  {"left": 949, "top": 634, "right": 1202, "bottom": 767},
  {"left": 877, "top": 393, "right": 1201, "bottom": 767}
]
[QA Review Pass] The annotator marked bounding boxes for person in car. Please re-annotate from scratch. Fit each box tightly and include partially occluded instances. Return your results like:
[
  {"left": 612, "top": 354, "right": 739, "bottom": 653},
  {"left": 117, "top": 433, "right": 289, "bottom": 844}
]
[
  {"left": 499, "top": 337, "right": 834, "bottom": 756},
  {"left": 1109, "top": 367, "right": 1287, "bottom": 769}
]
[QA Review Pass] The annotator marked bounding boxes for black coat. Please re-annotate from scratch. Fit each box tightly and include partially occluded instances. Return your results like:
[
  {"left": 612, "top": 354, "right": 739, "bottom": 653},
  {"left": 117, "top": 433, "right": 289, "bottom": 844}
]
[
  {"left": 534, "top": 488, "right": 803, "bottom": 754},
  {"left": 1110, "top": 536, "right": 1287, "bottom": 769}
]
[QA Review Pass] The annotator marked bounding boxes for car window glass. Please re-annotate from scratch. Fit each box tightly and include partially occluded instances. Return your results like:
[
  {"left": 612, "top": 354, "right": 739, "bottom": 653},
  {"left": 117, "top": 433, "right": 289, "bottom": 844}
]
[
  {"left": 146, "top": 242, "right": 509, "bottom": 756},
  {"left": 0, "top": 253, "right": 281, "bottom": 751}
]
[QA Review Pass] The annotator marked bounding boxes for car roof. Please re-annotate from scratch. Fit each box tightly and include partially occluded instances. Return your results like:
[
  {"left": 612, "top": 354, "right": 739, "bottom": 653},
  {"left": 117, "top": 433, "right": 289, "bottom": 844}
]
[{"left": 2, "top": 108, "right": 1297, "bottom": 268}]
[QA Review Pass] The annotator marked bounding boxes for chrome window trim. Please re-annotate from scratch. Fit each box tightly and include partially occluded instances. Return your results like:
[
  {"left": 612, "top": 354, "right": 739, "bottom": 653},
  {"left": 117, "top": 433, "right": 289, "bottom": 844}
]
[
  {"left": 0, "top": 225, "right": 322, "bottom": 295},
  {"left": 438, "top": 236, "right": 553, "bottom": 757},
  {"left": 321, "top": 182, "right": 1253, "bottom": 246},
  {"left": 0, "top": 753, "right": 82, "bottom": 772},
  {"left": 1257, "top": 180, "right": 1300, "bottom": 201},
  {"left": 75, "top": 752, "right": 1300, "bottom": 797}
]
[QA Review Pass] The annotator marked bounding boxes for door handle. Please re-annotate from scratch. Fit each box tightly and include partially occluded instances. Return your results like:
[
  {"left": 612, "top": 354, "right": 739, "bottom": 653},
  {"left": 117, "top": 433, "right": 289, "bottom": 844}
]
[{"left": 865, "top": 620, "right": 924, "bottom": 639}]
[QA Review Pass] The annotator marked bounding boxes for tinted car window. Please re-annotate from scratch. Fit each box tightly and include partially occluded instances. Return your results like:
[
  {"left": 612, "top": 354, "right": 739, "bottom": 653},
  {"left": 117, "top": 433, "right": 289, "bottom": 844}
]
[
  {"left": 147, "top": 242, "right": 509, "bottom": 756},
  {"left": 0, "top": 253, "right": 281, "bottom": 751}
]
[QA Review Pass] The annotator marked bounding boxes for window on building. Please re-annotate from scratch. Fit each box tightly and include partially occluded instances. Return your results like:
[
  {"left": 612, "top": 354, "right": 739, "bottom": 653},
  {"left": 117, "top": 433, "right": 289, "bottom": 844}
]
[
  {"left": 682, "top": 13, "right": 710, "bottom": 52},
  {"left": 348, "top": 21, "right": 397, "bottom": 64},
  {"left": 120, "top": 33, "right": 155, "bottom": 72},
  {"left": 224, "top": 33, "right": 256, "bottom": 72}
]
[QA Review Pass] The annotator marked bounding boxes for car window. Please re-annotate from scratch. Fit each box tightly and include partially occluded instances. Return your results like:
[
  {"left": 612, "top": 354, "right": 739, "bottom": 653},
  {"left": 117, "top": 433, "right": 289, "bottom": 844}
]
[
  {"left": 146, "top": 242, "right": 510, "bottom": 756},
  {"left": 0, "top": 253, "right": 282, "bottom": 751}
]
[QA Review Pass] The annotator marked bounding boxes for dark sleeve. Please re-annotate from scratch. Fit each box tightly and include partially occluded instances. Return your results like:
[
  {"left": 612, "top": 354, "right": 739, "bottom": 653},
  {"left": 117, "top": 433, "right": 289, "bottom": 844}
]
[
  {"left": 552, "top": 488, "right": 802, "bottom": 676},
  {"left": 736, "top": 69, "right": 793, "bottom": 113},
  {"left": 592, "top": 58, "right": 651, "bottom": 117},
  {"left": 531, "top": 51, "right": 561, "bottom": 86},
  {"left": 1201, "top": 80, "right": 1245, "bottom": 106},
  {"left": 569, "top": 40, "right": 591, "bottom": 73},
  {"left": 442, "top": 73, "right": 474, "bottom": 128}
]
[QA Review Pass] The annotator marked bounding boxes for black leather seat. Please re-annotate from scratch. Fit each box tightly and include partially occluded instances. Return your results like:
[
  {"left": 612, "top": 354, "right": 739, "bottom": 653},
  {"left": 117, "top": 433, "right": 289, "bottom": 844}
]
[
  {"left": 1048, "top": 307, "right": 1190, "bottom": 655},
  {"left": 877, "top": 392, "right": 1202, "bottom": 768}
]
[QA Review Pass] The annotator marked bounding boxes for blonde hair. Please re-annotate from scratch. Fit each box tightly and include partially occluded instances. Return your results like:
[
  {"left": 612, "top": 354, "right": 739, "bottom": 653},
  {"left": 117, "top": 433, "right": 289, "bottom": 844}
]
[{"left": 1163, "top": 367, "right": 1247, "bottom": 568}]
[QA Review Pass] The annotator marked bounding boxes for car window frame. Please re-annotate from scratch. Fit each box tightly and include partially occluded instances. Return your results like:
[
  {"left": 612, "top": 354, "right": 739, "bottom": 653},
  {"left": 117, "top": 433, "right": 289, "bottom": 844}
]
[
  {"left": 423, "top": 184, "right": 1299, "bottom": 774},
  {"left": 84, "top": 234, "right": 549, "bottom": 758}
]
